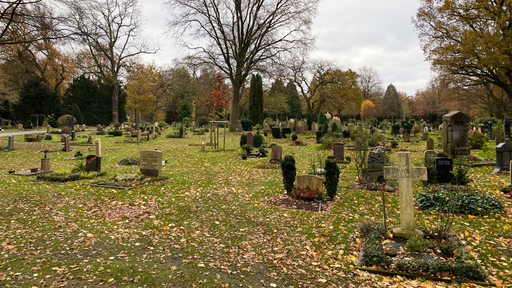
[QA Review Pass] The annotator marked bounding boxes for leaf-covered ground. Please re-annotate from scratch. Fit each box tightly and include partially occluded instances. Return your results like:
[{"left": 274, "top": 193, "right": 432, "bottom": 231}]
[{"left": 0, "top": 130, "right": 510, "bottom": 287}]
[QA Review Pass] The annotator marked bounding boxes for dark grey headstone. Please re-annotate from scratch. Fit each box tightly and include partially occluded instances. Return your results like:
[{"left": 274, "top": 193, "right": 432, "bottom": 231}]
[
  {"left": 84, "top": 155, "right": 101, "bottom": 173},
  {"left": 435, "top": 157, "right": 453, "bottom": 183}
]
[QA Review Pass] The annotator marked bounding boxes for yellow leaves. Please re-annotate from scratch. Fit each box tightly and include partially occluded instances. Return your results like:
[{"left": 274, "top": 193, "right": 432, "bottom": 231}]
[{"left": 317, "top": 278, "right": 328, "bottom": 284}]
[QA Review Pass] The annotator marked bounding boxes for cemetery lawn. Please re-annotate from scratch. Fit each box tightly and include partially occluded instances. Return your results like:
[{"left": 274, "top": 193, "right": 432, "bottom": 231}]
[{"left": 0, "top": 130, "right": 511, "bottom": 287}]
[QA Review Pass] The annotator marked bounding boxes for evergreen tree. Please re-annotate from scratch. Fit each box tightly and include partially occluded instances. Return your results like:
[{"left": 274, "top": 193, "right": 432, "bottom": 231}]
[
  {"left": 286, "top": 81, "right": 302, "bottom": 119},
  {"left": 380, "top": 84, "right": 403, "bottom": 120},
  {"left": 14, "top": 77, "right": 61, "bottom": 122},
  {"left": 64, "top": 75, "right": 123, "bottom": 125},
  {"left": 248, "top": 74, "right": 264, "bottom": 125},
  {"left": 267, "top": 78, "right": 289, "bottom": 121}
]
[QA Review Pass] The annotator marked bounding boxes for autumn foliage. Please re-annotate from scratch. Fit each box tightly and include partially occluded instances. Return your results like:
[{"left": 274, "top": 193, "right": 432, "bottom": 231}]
[{"left": 203, "top": 73, "right": 230, "bottom": 121}]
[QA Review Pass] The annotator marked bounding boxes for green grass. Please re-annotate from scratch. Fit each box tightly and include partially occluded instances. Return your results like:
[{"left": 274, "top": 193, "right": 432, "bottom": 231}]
[{"left": 0, "top": 129, "right": 511, "bottom": 287}]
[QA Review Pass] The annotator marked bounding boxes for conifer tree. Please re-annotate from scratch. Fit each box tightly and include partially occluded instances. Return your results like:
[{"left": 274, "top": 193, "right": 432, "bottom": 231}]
[
  {"left": 380, "top": 84, "right": 403, "bottom": 120},
  {"left": 248, "top": 74, "right": 264, "bottom": 125}
]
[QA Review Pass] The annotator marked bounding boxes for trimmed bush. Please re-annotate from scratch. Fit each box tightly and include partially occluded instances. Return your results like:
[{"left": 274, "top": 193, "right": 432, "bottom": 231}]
[
  {"left": 240, "top": 133, "right": 247, "bottom": 147},
  {"left": 281, "top": 127, "right": 291, "bottom": 138},
  {"left": 253, "top": 131, "right": 264, "bottom": 148},
  {"left": 271, "top": 127, "right": 281, "bottom": 139},
  {"left": 291, "top": 133, "right": 298, "bottom": 141},
  {"left": 324, "top": 158, "right": 340, "bottom": 199},
  {"left": 108, "top": 130, "right": 123, "bottom": 136},
  {"left": 281, "top": 155, "right": 296, "bottom": 194},
  {"left": 240, "top": 118, "right": 253, "bottom": 131},
  {"left": 468, "top": 130, "right": 486, "bottom": 149}
]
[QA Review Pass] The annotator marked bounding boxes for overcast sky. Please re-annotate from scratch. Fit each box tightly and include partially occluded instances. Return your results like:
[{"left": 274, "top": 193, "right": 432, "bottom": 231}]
[{"left": 140, "top": 0, "right": 432, "bottom": 96}]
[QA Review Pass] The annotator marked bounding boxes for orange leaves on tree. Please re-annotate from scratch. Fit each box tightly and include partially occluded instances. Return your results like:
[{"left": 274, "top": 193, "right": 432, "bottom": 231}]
[{"left": 203, "top": 73, "right": 231, "bottom": 120}]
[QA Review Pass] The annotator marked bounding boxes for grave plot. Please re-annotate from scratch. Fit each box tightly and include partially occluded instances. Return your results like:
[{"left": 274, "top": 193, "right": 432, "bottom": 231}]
[{"left": 355, "top": 152, "right": 503, "bottom": 285}]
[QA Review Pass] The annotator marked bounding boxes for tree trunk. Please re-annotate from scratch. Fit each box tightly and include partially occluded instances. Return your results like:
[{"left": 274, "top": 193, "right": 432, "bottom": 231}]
[
  {"left": 112, "top": 83, "right": 119, "bottom": 125},
  {"left": 230, "top": 87, "right": 240, "bottom": 132}
]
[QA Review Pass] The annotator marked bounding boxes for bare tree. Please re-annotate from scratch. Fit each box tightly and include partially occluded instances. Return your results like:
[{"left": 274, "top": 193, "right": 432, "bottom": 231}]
[
  {"left": 289, "top": 57, "right": 335, "bottom": 118},
  {"left": 358, "top": 66, "right": 383, "bottom": 101},
  {"left": 1, "top": 0, "right": 67, "bottom": 45},
  {"left": 63, "top": 0, "right": 153, "bottom": 124},
  {"left": 167, "top": 0, "right": 319, "bottom": 130}
]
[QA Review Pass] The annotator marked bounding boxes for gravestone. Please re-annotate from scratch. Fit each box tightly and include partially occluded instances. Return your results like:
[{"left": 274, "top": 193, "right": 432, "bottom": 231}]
[
  {"left": 140, "top": 150, "right": 163, "bottom": 177},
  {"left": 384, "top": 152, "right": 427, "bottom": 239},
  {"left": 7, "top": 136, "right": 14, "bottom": 151},
  {"left": 367, "top": 146, "right": 387, "bottom": 182},
  {"left": 95, "top": 139, "right": 102, "bottom": 157},
  {"left": 435, "top": 157, "right": 453, "bottom": 183},
  {"left": 333, "top": 142, "right": 345, "bottom": 162},
  {"left": 270, "top": 145, "right": 282, "bottom": 164},
  {"left": 40, "top": 149, "right": 51, "bottom": 172},
  {"left": 296, "top": 174, "right": 324, "bottom": 193},
  {"left": 494, "top": 118, "right": 512, "bottom": 173},
  {"left": 62, "top": 136, "right": 71, "bottom": 152},
  {"left": 442, "top": 111, "right": 470, "bottom": 157},
  {"left": 87, "top": 135, "right": 93, "bottom": 145},
  {"left": 426, "top": 138, "right": 435, "bottom": 150},
  {"left": 246, "top": 132, "right": 254, "bottom": 146},
  {"left": 424, "top": 150, "right": 437, "bottom": 182},
  {"left": 84, "top": 155, "right": 101, "bottom": 173},
  {"left": 422, "top": 132, "right": 429, "bottom": 141}
]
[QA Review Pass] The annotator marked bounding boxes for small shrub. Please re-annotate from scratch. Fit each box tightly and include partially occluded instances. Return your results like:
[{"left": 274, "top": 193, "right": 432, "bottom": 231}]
[
  {"left": 468, "top": 130, "right": 486, "bottom": 149},
  {"left": 281, "top": 155, "right": 296, "bottom": 194},
  {"left": 107, "top": 130, "right": 123, "bottom": 136},
  {"left": 43, "top": 134, "right": 52, "bottom": 140},
  {"left": 239, "top": 133, "right": 247, "bottom": 147},
  {"left": 196, "top": 116, "right": 210, "bottom": 128},
  {"left": 240, "top": 118, "right": 253, "bottom": 131},
  {"left": 258, "top": 146, "right": 267, "bottom": 157},
  {"left": 253, "top": 132, "right": 264, "bottom": 148},
  {"left": 451, "top": 166, "right": 471, "bottom": 185},
  {"left": 321, "top": 122, "right": 329, "bottom": 136},
  {"left": 118, "top": 158, "right": 140, "bottom": 166},
  {"left": 318, "top": 136, "right": 337, "bottom": 150},
  {"left": 324, "top": 158, "right": 340, "bottom": 199},
  {"left": 271, "top": 127, "right": 281, "bottom": 139},
  {"left": 281, "top": 127, "right": 291, "bottom": 138},
  {"left": 291, "top": 133, "right": 298, "bottom": 141},
  {"left": 404, "top": 237, "right": 433, "bottom": 253}
]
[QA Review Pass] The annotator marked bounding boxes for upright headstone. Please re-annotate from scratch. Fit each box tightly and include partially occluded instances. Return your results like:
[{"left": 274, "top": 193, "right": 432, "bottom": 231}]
[
  {"left": 84, "top": 155, "right": 101, "bottom": 173},
  {"left": 296, "top": 175, "right": 324, "bottom": 193},
  {"left": 40, "top": 149, "right": 51, "bottom": 172},
  {"left": 140, "top": 150, "right": 163, "bottom": 177},
  {"left": 270, "top": 145, "right": 282, "bottom": 164},
  {"left": 422, "top": 132, "right": 429, "bottom": 141},
  {"left": 87, "top": 135, "right": 93, "bottom": 145},
  {"left": 7, "top": 136, "right": 14, "bottom": 151},
  {"left": 442, "top": 111, "right": 470, "bottom": 157},
  {"left": 95, "top": 139, "right": 102, "bottom": 157},
  {"left": 426, "top": 138, "right": 435, "bottom": 150},
  {"left": 384, "top": 152, "right": 427, "bottom": 239},
  {"left": 494, "top": 118, "right": 512, "bottom": 173},
  {"left": 424, "top": 150, "right": 437, "bottom": 182},
  {"left": 333, "top": 142, "right": 345, "bottom": 162},
  {"left": 246, "top": 132, "right": 254, "bottom": 146},
  {"left": 435, "top": 157, "right": 454, "bottom": 183},
  {"left": 367, "top": 146, "right": 387, "bottom": 182},
  {"left": 62, "top": 136, "right": 71, "bottom": 152}
]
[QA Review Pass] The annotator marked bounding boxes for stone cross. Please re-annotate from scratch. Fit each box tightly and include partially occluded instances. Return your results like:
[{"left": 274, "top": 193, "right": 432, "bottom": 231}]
[{"left": 384, "top": 151, "right": 427, "bottom": 239}]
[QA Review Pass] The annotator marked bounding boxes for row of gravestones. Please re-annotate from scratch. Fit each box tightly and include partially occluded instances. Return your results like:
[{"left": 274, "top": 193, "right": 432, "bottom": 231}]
[{"left": 364, "top": 145, "right": 454, "bottom": 184}]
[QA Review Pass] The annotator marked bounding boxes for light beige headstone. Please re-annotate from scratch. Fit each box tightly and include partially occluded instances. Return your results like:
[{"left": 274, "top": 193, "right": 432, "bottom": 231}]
[{"left": 296, "top": 175, "right": 324, "bottom": 192}]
